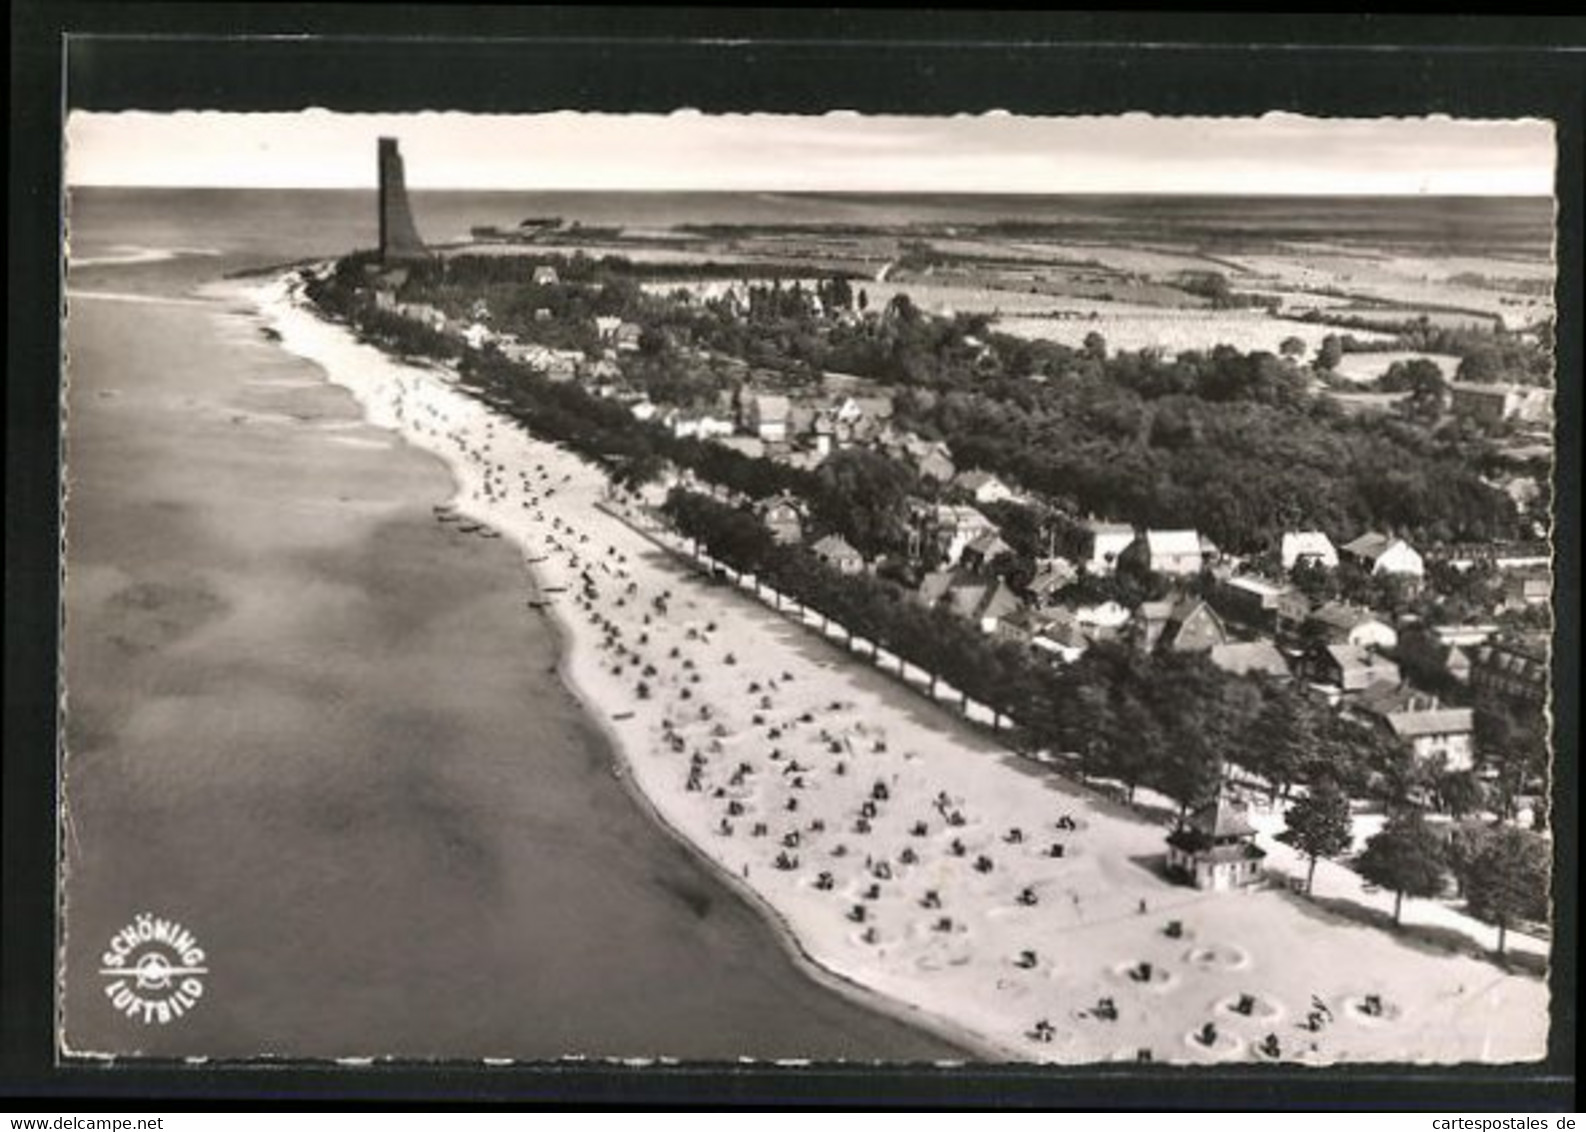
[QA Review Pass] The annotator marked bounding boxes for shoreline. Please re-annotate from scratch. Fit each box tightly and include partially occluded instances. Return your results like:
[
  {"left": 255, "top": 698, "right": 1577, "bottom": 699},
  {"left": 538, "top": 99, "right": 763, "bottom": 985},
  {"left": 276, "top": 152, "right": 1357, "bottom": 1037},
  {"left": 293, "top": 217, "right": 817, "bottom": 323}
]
[
  {"left": 243, "top": 273, "right": 997, "bottom": 1063},
  {"left": 555, "top": 628, "right": 1005, "bottom": 1065},
  {"left": 249, "top": 270, "right": 1548, "bottom": 1066}
]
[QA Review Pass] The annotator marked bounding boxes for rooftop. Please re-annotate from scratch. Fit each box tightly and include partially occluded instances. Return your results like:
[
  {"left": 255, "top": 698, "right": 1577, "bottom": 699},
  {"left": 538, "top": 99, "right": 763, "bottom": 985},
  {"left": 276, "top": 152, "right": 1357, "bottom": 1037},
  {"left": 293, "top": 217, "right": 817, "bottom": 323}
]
[
  {"left": 1209, "top": 641, "right": 1291, "bottom": 679},
  {"left": 1387, "top": 708, "right": 1475, "bottom": 739},
  {"left": 1146, "top": 529, "right": 1202, "bottom": 556}
]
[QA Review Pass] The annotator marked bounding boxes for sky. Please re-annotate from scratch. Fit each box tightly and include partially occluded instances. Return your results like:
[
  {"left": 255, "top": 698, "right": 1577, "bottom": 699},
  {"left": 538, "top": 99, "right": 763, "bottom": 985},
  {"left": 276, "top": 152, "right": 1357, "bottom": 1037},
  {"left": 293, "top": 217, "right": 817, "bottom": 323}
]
[{"left": 64, "top": 110, "right": 1556, "bottom": 195}]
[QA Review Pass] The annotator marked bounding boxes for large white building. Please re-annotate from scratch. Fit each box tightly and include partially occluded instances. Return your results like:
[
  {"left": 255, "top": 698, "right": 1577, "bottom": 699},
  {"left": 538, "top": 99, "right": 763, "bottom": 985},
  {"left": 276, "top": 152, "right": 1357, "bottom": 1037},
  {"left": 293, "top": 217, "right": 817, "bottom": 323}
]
[
  {"left": 1342, "top": 532, "right": 1425, "bottom": 579},
  {"left": 1281, "top": 531, "right": 1339, "bottom": 571}
]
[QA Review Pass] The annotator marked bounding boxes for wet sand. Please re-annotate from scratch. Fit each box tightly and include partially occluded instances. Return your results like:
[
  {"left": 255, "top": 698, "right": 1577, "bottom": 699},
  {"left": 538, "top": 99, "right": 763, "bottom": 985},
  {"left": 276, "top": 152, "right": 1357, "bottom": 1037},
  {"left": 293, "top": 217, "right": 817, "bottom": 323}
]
[{"left": 59, "top": 281, "right": 963, "bottom": 1061}]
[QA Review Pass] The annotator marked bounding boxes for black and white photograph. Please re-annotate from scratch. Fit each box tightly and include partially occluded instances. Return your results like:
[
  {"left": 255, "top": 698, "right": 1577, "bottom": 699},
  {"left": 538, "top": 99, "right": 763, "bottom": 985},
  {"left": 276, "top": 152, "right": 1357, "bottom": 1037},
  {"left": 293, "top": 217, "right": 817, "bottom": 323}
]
[{"left": 22, "top": 21, "right": 1575, "bottom": 1099}]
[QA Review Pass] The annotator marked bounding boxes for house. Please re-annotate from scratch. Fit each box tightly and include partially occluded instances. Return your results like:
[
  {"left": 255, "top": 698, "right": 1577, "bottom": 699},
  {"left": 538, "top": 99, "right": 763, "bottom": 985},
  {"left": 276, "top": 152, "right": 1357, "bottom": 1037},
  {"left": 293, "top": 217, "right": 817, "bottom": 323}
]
[
  {"left": 915, "top": 569, "right": 966, "bottom": 610},
  {"left": 1073, "top": 600, "right": 1131, "bottom": 642},
  {"left": 1081, "top": 520, "right": 1137, "bottom": 576},
  {"left": 923, "top": 505, "right": 1001, "bottom": 567},
  {"left": 1030, "top": 611, "right": 1089, "bottom": 663},
  {"left": 1132, "top": 600, "right": 1177, "bottom": 651},
  {"left": 629, "top": 399, "right": 658, "bottom": 422},
  {"left": 580, "top": 357, "right": 622, "bottom": 383},
  {"left": 1306, "top": 602, "right": 1399, "bottom": 650},
  {"left": 1025, "top": 558, "right": 1078, "bottom": 606},
  {"left": 821, "top": 370, "right": 877, "bottom": 397},
  {"left": 959, "top": 531, "right": 1014, "bottom": 574},
  {"left": 785, "top": 401, "right": 818, "bottom": 439},
  {"left": 1281, "top": 531, "right": 1339, "bottom": 571},
  {"left": 1163, "top": 599, "right": 1227, "bottom": 653},
  {"left": 1341, "top": 532, "right": 1424, "bottom": 579},
  {"left": 1449, "top": 382, "right": 1553, "bottom": 425},
  {"left": 1121, "top": 529, "right": 1203, "bottom": 576},
  {"left": 750, "top": 394, "right": 792, "bottom": 443},
  {"left": 1356, "top": 687, "right": 1476, "bottom": 772},
  {"left": 832, "top": 397, "right": 865, "bottom": 426},
  {"left": 1503, "top": 567, "right": 1551, "bottom": 609},
  {"left": 916, "top": 445, "right": 957, "bottom": 485},
  {"left": 396, "top": 301, "right": 446, "bottom": 331},
  {"left": 462, "top": 323, "right": 494, "bottom": 350},
  {"left": 496, "top": 340, "right": 581, "bottom": 381},
  {"left": 917, "top": 571, "right": 1021, "bottom": 633},
  {"left": 661, "top": 410, "right": 734, "bottom": 440},
  {"left": 1431, "top": 624, "right": 1499, "bottom": 648},
  {"left": 754, "top": 492, "right": 806, "bottom": 545},
  {"left": 1314, "top": 643, "right": 1402, "bottom": 694},
  {"left": 1134, "top": 597, "right": 1228, "bottom": 654},
  {"left": 1208, "top": 641, "right": 1291, "bottom": 680},
  {"left": 966, "top": 578, "right": 1023, "bottom": 634},
  {"left": 1214, "top": 574, "right": 1310, "bottom": 635},
  {"left": 851, "top": 395, "right": 895, "bottom": 425},
  {"left": 593, "top": 315, "right": 623, "bottom": 342},
  {"left": 811, "top": 533, "right": 865, "bottom": 575},
  {"left": 614, "top": 323, "right": 644, "bottom": 352},
  {"left": 1427, "top": 540, "right": 1549, "bottom": 572},
  {"left": 1166, "top": 796, "right": 1266, "bottom": 891},
  {"left": 1387, "top": 707, "right": 1478, "bottom": 772},
  {"left": 951, "top": 469, "right": 1017, "bottom": 505},
  {"left": 1469, "top": 636, "right": 1549, "bottom": 707},
  {"left": 999, "top": 607, "right": 1089, "bottom": 663},
  {"left": 531, "top": 265, "right": 559, "bottom": 286}
]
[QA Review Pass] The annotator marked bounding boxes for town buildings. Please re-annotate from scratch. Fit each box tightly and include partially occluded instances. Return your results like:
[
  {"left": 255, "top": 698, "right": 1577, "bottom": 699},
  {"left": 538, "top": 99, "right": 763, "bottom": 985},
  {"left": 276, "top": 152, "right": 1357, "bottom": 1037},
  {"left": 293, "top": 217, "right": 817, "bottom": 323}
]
[{"left": 1342, "top": 532, "right": 1425, "bottom": 579}]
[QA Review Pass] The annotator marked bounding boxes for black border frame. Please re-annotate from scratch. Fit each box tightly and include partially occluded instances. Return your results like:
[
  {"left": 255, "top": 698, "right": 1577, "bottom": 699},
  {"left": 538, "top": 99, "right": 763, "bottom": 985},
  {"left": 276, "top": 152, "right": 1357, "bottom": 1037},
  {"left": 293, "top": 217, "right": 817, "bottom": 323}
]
[{"left": 7, "top": 5, "right": 1581, "bottom": 1110}]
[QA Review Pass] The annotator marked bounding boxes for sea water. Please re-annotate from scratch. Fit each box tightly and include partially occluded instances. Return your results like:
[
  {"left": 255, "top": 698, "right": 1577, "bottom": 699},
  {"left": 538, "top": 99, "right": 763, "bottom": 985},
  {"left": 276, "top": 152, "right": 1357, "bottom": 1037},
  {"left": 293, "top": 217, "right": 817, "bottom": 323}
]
[{"left": 59, "top": 190, "right": 961, "bottom": 1061}]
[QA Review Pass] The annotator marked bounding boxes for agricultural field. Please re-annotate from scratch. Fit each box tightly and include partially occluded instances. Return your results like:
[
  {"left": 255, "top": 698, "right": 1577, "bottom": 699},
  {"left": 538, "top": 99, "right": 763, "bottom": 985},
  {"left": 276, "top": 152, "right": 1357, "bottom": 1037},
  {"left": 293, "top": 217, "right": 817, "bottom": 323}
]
[
  {"left": 1323, "top": 388, "right": 1412, "bottom": 417},
  {"left": 1326, "top": 351, "right": 1464, "bottom": 385},
  {"left": 995, "top": 308, "right": 1394, "bottom": 356},
  {"left": 1216, "top": 248, "right": 1554, "bottom": 330}
]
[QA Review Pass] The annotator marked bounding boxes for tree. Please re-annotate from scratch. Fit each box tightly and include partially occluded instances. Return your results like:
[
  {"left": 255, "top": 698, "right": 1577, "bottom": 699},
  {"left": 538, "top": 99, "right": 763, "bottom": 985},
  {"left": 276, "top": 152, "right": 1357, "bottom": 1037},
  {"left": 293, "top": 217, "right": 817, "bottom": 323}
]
[
  {"left": 811, "top": 447, "right": 917, "bottom": 556},
  {"left": 1433, "top": 767, "right": 1487, "bottom": 821},
  {"left": 1462, "top": 826, "right": 1549, "bottom": 957},
  {"left": 1279, "top": 336, "right": 1307, "bottom": 359},
  {"left": 1315, "top": 334, "right": 1344, "bottom": 372},
  {"left": 1475, "top": 695, "right": 1548, "bottom": 824},
  {"left": 1243, "top": 686, "right": 1326, "bottom": 802},
  {"left": 1380, "top": 358, "right": 1448, "bottom": 422},
  {"left": 1355, "top": 813, "right": 1448, "bottom": 925},
  {"left": 1282, "top": 781, "right": 1354, "bottom": 896},
  {"left": 1444, "top": 820, "right": 1496, "bottom": 899},
  {"left": 1455, "top": 347, "right": 1506, "bottom": 385},
  {"left": 1083, "top": 331, "right": 1108, "bottom": 361}
]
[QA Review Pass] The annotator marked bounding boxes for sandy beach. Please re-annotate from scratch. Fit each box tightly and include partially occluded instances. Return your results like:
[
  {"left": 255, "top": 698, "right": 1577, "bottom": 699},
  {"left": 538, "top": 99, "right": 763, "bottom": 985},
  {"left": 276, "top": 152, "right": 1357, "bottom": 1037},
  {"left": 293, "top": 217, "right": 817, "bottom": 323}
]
[{"left": 260, "top": 272, "right": 1549, "bottom": 1065}]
